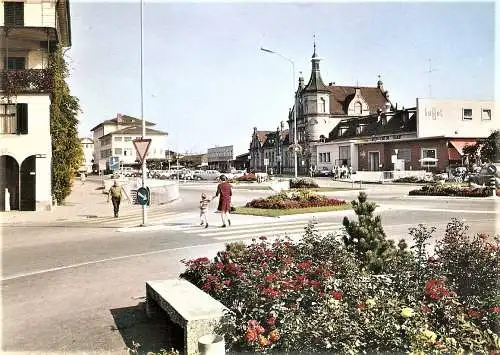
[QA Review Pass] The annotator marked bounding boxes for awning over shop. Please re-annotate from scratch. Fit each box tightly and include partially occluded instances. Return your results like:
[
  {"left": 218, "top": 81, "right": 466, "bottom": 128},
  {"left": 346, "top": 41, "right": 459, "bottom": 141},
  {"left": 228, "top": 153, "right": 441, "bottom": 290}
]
[
  {"left": 448, "top": 148, "right": 461, "bottom": 161},
  {"left": 448, "top": 139, "right": 478, "bottom": 156}
]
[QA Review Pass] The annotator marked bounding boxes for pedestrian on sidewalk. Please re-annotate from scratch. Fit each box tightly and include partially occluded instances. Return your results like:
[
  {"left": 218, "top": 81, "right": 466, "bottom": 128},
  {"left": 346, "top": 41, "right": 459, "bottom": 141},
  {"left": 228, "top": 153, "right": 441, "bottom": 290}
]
[
  {"left": 80, "top": 172, "right": 86, "bottom": 185},
  {"left": 107, "top": 181, "right": 125, "bottom": 218},
  {"left": 212, "top": 174, "right": 232, "bottom": 228},
  {"left": 199, "top": 193, "right": 210, "bottom": 228}
]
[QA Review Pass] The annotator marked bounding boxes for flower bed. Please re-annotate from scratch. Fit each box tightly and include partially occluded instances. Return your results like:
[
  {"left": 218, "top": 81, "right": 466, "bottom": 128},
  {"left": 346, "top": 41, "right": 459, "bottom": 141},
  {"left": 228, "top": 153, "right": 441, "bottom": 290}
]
[
  {"left": 236, "top": 173, "right": 257, "bottom": 182},
  {"left": 245, "top": 189, "right": 346, "bottom": 209},
  {"left": 180, "top": 196, "right": 499, "bottom": 353},
  {"left": 409, "top": 184, "right": 492, "bottom": 197},
  {"left": 289, "top": 178, "right": 319, "bottom": 189}
]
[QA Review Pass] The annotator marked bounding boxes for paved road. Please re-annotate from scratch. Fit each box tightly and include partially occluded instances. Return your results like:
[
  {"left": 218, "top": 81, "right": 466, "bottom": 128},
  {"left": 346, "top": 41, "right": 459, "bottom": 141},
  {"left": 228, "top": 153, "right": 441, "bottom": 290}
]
[{"left": 1, "top": 183, "right": 498, "bottom": 353}]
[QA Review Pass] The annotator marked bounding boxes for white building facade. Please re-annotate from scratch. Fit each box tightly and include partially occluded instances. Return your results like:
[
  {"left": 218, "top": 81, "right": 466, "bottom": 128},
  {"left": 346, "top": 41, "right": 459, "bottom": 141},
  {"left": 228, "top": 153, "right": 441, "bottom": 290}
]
[
  {"left": 90, "top": 113, "right": 168, "bottom": 171},
  {"left": 416, "top": 98, "right": 497, "bottom": 138},
  {"left": 0, "top": 0, "right": 71, "bottom": 211},
  {"left": 79, "top": 137, "right": 94, "bottom": 173}
]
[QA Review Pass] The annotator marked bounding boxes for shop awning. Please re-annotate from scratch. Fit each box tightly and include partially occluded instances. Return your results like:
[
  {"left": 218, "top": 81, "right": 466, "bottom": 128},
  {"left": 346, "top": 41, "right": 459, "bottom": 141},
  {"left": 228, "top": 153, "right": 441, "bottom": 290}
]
[
  {"left": 448, "top": 148, "right": 461, "bottom": 161},
  {"left": 449, "top": 139, "right": 478, "bottom": 156}
]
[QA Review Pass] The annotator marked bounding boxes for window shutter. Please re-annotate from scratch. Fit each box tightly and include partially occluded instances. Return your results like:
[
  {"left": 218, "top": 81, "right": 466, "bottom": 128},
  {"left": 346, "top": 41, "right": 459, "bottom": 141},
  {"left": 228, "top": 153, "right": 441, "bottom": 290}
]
[
  {"left": 4, "top": 2, "right": 24, "bottom": 26},
  {"left": 16, "top": 103, "right": 28, "bottom": 134}
]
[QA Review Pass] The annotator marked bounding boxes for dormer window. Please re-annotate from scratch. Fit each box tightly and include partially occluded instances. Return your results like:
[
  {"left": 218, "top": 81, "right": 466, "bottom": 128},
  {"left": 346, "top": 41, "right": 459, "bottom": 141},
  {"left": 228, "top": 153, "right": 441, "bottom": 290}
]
[
  {"left": 339, "top": 127, "right": 348, "bottom": 136},
  {"left": 356, "top": 124, "right": 367, "bottom": 135},
  {"left": 320, "top": 98, "right": 326, "bottom": 113}
]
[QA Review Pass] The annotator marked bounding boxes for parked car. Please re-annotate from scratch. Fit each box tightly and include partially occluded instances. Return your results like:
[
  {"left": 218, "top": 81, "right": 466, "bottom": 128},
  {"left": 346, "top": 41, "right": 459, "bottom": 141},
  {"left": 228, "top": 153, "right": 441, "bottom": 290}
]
[{"left": 315, "top": 167, "right": 332, "bottom": 177}]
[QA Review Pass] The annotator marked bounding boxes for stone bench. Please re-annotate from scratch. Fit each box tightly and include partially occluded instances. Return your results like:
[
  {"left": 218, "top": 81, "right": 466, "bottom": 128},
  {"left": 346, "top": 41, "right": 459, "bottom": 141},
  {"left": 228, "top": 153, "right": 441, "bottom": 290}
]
[{"left": 146, "top": 279, "right": 228, "bottom": 354}]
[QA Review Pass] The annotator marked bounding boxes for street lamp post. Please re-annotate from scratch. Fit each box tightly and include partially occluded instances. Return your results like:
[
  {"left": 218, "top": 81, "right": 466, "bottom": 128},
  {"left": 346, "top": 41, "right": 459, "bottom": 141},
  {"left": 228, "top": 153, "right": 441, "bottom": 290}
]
[
  {"left": 139, "top": 0, "right": 147, "bottom": 226},
  {"left": 260, "top": 47, "right": 298, "bottom": 178}
]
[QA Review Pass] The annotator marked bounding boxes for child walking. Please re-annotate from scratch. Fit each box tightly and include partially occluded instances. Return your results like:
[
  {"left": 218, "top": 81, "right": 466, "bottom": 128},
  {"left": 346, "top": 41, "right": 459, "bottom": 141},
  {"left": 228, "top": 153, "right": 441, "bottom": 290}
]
[{"left": 199, "top": 193, "right": 210, "bottom": 228}]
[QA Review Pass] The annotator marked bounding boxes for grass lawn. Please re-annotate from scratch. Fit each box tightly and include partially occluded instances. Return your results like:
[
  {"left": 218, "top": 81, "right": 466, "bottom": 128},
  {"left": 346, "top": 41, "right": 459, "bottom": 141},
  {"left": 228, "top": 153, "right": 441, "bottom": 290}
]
[{"left": 233, "top": 204, "right": 352, "bottom": 217}]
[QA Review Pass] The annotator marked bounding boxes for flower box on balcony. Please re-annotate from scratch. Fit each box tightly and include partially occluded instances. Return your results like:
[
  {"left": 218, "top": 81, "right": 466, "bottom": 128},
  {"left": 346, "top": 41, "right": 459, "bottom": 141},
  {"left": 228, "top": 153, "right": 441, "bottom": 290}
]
[{"left": 0, "top": 69, "right": 53, "bottom": 95}]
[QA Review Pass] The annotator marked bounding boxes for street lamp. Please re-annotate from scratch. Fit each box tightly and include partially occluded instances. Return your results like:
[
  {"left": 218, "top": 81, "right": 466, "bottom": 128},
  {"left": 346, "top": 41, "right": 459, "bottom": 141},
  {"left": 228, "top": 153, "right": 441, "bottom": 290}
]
[{"left": 260, "top": 47, "right": 298, "bottom": 178}]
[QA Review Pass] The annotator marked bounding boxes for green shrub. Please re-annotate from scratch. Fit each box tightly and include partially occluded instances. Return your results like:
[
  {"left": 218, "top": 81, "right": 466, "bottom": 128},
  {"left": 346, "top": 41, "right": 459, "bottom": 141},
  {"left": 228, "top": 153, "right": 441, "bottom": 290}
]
[
  {"left": 289, "top": 178, "right": 319, "bottom": 189},
  {"left": 342, "top": 192, "right": 404, "bottom": 274}
]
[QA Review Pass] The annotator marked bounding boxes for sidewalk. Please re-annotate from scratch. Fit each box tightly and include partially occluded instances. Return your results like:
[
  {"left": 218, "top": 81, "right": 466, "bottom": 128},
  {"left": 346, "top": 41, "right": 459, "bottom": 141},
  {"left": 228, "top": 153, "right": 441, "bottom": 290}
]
[{"left": 0, "top": 180, "right": 145, "bottom": 225}]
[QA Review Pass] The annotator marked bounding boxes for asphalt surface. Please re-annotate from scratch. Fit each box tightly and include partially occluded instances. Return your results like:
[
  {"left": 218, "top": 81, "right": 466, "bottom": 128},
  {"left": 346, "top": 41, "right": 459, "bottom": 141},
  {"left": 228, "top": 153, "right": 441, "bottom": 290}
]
[{"left": 1, "top": 182, "right": 498, "bottom": 353}]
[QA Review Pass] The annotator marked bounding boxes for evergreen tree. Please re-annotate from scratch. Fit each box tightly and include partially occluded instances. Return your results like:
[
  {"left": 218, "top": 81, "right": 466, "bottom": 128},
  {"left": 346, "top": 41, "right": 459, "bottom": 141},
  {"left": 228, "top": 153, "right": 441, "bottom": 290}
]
[
  {"left": 49, "top": 47, "right": 83, "bottom": 204},
  {"left": 342, "top": 192, "right": 398, "bottom": 273}
]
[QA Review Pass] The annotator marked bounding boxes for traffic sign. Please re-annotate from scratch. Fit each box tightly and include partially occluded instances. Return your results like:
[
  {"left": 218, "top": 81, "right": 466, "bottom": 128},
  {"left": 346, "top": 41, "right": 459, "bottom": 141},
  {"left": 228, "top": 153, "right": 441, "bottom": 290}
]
[
  {"left": 108, "top": 156, "right": 120, "bottom": 171},
  {"left": 133, "top": 138, "right": 152, "bottom": 163},
  {"left": 136, "top": 187, "right": 149, "bottom": 205},
  {"left": 487, "top": 164, "right": 497, "bottom": 175}
]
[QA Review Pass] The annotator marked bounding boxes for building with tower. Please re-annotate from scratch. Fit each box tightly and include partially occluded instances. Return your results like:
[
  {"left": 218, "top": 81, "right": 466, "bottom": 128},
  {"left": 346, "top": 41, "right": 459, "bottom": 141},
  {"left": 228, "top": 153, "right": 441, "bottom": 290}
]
[{"left": 283, "top": 42, "right": 392, "bottom": 174}]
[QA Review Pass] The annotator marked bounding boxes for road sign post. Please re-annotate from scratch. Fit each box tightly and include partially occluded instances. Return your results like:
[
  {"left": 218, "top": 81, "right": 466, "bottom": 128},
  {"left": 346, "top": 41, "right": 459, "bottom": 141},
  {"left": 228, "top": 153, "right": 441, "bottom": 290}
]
[{"left": 133, "top": 138, "right": 152, "bottom": 226}]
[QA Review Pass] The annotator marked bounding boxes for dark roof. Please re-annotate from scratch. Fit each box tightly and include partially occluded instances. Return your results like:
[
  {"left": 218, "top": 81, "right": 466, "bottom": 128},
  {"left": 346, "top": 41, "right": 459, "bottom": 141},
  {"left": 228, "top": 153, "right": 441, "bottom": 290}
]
[
  {"left": 327, "top": 86, "right": 389, "bottom": 115},
  {"left": 303, "top": 45, "right": 329, "bottom": 93},
  {"left": 90, "top": 114, "right": 156, "bottom": 131},
  {"left": 327, "top": 109, "right": 417, "bottom": 141},
  {"left": 100, "top": 125, "right": 168, "bottom": 138}
]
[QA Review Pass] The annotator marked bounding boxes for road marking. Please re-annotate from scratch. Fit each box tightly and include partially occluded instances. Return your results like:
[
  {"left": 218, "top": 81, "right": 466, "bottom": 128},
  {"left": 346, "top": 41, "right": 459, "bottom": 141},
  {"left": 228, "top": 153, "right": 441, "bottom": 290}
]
[
  {"left": 1, "top": 242, "right": 223, "bottom": 282},
  {"left": 388, "top": 207, "right": 498, "bottom": 214},
  {"left": 197, "top": 222, "right": 342, "bottom": 237},
  {"left": 213, "top": 225, "right": 343, "bottom": 241}
]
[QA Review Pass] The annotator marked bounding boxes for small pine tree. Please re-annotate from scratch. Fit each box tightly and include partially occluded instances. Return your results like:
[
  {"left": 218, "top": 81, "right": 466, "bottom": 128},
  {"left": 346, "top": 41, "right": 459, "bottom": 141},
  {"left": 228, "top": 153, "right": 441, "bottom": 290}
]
[
  {"left": 342, "top": 192, "right": 397, "bottom": 273},
  {"left": 50, "top": 47, "right": 83, "bottom": 204}
]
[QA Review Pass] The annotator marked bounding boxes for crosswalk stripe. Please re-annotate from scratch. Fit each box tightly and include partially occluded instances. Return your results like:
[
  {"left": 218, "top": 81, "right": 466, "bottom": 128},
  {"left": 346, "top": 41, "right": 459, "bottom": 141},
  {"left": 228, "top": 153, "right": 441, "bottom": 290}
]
[
  {"left": 79, "top": 211, "right": 189, "bottom": 226},
  {"left": 180, "top": 219, "right": 314, "bottom": 233},
  {"left": 186, "top": 222, "right": 342, "bottom": 236},
  {"left": 213, "top": 225, "right": 343, "bottom": 241}
]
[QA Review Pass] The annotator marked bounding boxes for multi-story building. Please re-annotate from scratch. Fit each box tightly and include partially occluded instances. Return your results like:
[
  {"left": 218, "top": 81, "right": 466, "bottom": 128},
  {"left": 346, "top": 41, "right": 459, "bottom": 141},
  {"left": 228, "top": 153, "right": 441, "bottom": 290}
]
[
  {"left": 251, "top": 42, "right": 497, "bottom": 174},
  {"left": 90, "top": 113, "right": 168, "bottom": 171},
  {"left": 79, "top": 137, "right": 93, "bottom": 173},
  {"left": 0, "top": 0, "right": 71, "bottom": 211},
  {"left": 207, "top": 145, "right": 233, "bottom": 172}
]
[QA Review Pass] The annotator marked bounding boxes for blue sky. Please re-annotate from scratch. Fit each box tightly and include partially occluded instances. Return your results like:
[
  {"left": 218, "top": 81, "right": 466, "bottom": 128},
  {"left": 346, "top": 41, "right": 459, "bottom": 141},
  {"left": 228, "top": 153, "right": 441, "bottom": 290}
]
[{"left": 68, "top": 1, "right": 496, "bottom": 156}]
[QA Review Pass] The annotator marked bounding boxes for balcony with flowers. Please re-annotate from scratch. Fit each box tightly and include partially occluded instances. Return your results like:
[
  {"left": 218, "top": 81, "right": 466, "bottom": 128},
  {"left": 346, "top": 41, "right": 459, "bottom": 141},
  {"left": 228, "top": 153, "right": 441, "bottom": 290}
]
[{"left": 0, "top": 69, "right": 53, "bottom": 96}]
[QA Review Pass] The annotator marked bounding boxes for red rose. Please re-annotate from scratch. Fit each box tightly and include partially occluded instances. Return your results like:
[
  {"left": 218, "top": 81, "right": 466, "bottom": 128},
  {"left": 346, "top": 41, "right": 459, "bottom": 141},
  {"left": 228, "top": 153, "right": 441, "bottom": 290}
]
[{"left": 332, "top": 291, "right": 343, "bottom": 300}]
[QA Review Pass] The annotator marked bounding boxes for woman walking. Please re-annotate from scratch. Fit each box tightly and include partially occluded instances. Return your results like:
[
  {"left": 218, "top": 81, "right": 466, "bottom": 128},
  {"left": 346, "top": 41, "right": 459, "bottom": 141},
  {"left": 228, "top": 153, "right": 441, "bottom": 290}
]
[{"left": 213, "top": 175, "right": 232, "bottom": 227}]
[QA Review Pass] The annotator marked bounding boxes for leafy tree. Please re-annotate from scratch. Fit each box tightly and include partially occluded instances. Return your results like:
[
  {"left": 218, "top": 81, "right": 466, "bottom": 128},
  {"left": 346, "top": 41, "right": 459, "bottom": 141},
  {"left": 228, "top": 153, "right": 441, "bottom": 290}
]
[
  {"left": 341, "top": 192, "right": 401, "bottom": 273},
  {"left": 462, "top": 143, "right": 481, "bottom": 167},
  {"left": 49, "top": 47, "right": 83, "bottom": 204},
  {"left": 480, "top": 129, "right": 499, "bottom": 163}
]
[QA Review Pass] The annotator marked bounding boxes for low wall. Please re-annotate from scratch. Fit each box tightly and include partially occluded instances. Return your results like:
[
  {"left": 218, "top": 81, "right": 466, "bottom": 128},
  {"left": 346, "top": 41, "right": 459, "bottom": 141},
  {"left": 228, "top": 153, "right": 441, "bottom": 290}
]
[{"left": 353, "top": 170, "right": 427, "bottom": 183}]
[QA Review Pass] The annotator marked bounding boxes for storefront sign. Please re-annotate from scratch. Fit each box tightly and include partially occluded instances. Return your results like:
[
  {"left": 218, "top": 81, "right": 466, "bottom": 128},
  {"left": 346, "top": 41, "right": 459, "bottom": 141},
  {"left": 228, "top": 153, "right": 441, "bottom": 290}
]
[{"left": 423, "top": 107, "right": 443, "bottom": 120}]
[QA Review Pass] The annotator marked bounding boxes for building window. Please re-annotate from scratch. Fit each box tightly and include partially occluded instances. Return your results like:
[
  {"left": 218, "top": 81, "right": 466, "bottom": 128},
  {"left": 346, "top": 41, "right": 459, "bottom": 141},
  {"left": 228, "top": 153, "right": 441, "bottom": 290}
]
[
  {"left": 397, "top": 149, "right": 411, "bottom": 162},
  {"left": 124, "top": 136, "right": 132, "bottom": 142},
  {"left": 339, "top": 127, "right": 348, "bottom": 136},
  {"left": 123, "top": 148, "right": 133, "bottom": 156},
  {"left": 114, "top": 136, "right": 122, "bottom": 141},
  {"left": 327, "top": 152, "right": 331, "bottom": 162},
  {"left": 339, "top": 146, "right": 350, "bottom": 166},
  {"left": 482, "top": 109, "right": 491, "bottom": 120},
  {"left": 356, "top": 124, "right": 366, "bottom": 135},
  {"left": 114, "top": 148, "right": 122, "bottom": 155},
  {"left": 421, "top": 148, "right": 437, "bottom": 167},
  {"left": 0, "top": 103, "right": 27, "bottom": 135},
  {"left": 320, "top": 98, "right": 326, "bottom": 113},
  {"left": 4, "top": 57, "right": 26, "bottom": 70},
  {"left": 462, "top": 108, "right": 473, "bottom": 120},
  {"left": 4, "top": 1, "right": 24, "bottom": 26},
  {"left": 354, "top": 101, "right": 362, "bottom": 115}
]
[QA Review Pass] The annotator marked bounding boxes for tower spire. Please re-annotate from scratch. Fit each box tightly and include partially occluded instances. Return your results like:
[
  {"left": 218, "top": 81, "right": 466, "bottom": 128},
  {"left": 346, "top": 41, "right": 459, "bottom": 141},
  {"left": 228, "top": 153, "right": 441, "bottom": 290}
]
[{"left": 304, "top": 36, "right": 328, "bottom": 92}]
